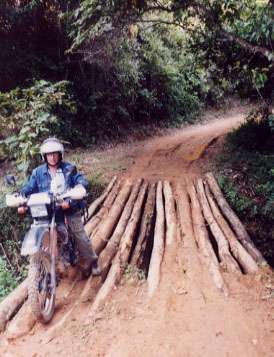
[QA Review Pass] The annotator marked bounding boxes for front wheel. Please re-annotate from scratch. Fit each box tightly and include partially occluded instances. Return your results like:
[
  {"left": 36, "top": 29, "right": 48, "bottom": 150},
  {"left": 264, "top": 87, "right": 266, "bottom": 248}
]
[{"left": 28, "top": 251, "right": 55, "bottom": 324}]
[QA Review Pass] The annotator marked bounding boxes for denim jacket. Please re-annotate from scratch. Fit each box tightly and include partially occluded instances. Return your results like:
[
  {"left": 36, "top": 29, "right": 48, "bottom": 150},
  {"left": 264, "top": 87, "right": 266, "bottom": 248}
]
[{"left": 20, "top": 162, "right": 90, "bottom": 221}]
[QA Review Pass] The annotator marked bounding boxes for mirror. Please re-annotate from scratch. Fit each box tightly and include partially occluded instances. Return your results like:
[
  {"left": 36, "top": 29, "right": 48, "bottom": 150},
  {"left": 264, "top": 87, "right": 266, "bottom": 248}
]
[
  {"left": 6, "top": 174, "right": 16, "bottom": 186},
  {"left": 65, "top": 165, "right": 77, "bottom": 181}
]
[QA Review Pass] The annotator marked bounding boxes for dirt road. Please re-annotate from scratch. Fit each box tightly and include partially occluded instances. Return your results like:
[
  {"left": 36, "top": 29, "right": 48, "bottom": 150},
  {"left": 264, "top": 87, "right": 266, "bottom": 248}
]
[{"left": 1, "top": 102, "right": 273, "bottom": 357}]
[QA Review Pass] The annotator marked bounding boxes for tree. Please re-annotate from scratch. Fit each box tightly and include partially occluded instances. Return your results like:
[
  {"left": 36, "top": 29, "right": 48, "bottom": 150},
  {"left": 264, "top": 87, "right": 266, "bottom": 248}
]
[
  {"left": 0, "top": 0, "right": 76, "bottom": 91},
  {"left": 69, "top": 0, "right": 274, "bottom": 96},
  {"left": 70, "top": 1, "right": 273, "bottom": 60}
]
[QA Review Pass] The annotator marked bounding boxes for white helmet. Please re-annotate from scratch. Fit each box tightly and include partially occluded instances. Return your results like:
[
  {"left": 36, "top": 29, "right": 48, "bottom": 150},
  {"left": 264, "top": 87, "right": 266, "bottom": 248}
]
[{"left": 40, "top": 138, "right": 64, "bottom": 161}]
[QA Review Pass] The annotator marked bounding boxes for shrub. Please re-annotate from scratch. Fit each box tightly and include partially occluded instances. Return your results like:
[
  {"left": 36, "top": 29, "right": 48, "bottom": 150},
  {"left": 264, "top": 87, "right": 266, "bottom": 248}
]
[
  {"left": 0, "top": 257, "right": 18, "bottom": 302},
  {"left": 0, "top": 80, "right": 77, "bottom": 175},
  {"left": 0, "top": 191, "right": 30, "bottom": 275},
  {"left": 0, "top": 190, "right": 30, "bottom": 301},
  {"left": 213, "top": 107, "right": 274, "bottom": 266}
]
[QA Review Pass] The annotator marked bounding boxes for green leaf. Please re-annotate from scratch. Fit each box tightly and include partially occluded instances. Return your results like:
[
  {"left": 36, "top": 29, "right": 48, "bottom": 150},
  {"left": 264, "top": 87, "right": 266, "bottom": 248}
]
[
  {"left": 17, "top": 159, "right": 30, "bottom": 172},
  {"left": 70, "top": 106, "right": 77, "bottom": 115},
  {"left": 20, "top": 126, "right": 31, "bottom": 134}
]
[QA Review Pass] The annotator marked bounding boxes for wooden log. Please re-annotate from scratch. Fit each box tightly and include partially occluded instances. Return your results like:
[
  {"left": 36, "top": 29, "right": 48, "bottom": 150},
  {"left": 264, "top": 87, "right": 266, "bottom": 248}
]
[
  {"left": 5, "top": 300, "right": 36, "bottom": 340},
  {"left": 119, "top": 182, "right": 148, "bottom": 264},
  {"left": 163, "top": 181, "right": 177, "bottom": 246},
  {"left": 187, "top": 180, "right": 228, "bottom": 295},
  {"left": 85, "top": 179, "right": 120, "bottom": 237},
  {"left": 147, "top": 181, "right": 165, "bottom": 297},
  {"left": 204, "top": 182, "right": 258, "bottom": 274},
  {"left": 176, "top": 181, "right": 205, "bottom": 302},
  {"left": 196, "top": 178, "right": 241, "bottom": 274},
  {"left": 85, "top": 180, "right": 120, "bottom": 237},
  {"left": 82, "top": 176, "right": 117, "bottom": 224},
  {"left": 130, "top": 183, "right": 156, "bottom": 267},
  {"left": 205, "top": 172, "right": 266, "bottom": 265},
  {"left": 92, "top": 180, "right": 132, "bottom": 255},
  {"left": 176, "top": 181, "right": 198, "bottom": 247},
  {"left": 88, "top": 251, "right": 121, "bottom": 319},
  {"left": 89, "top": 180, "right": 121, "bottom": 240},
  {"left": 99, "top": 179, "right": 143, "bottom": 281},
  {"left": 161, "top": 181, "right": 179, "bottom": 271},
  {"left": 88, "top": 182, "right": 148, "bottom": 317},
  {"left": 0, "top": 278, "right": 29, "bottom": 332}
]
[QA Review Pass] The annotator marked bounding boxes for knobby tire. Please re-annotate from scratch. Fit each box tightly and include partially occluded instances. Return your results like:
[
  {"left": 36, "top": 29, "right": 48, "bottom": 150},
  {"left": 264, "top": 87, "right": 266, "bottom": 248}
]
[{"left": 28, "top": 251, "right": 55, "bottom": 324}]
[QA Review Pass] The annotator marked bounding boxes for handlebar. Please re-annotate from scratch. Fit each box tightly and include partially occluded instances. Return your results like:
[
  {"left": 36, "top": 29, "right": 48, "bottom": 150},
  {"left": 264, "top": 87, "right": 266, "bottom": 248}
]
[{"left": 6, "top": 185, "right": 88, "bottom": 208}]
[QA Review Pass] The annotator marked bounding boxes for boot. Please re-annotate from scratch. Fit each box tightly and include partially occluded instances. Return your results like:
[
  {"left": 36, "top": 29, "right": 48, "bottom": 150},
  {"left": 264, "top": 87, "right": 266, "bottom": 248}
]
[
  {"left": 82, "top": 260, "right": 101, "bottom": 278},
  {"left": 91, "top": 261, "right": 102, "bottom": 276}
]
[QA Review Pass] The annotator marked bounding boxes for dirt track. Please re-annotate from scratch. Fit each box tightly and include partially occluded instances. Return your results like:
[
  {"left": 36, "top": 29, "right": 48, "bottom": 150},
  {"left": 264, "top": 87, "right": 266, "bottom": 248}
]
[{"left": 1, "top": 102, "right": 274, "bottom": 357}]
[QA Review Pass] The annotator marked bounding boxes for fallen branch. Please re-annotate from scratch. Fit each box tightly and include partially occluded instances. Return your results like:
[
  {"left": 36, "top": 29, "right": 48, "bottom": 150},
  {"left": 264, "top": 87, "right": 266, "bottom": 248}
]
[
  {"left": 99, "top": 179, "right": 143, "bottom": 280},
  {"left": 187, "top": 180, "right": 228, "bottom": 296},
  {"left": 204, "top": 182, "right": 258, "bottom": 274},
  {"left": 131, "top": 183, "right": 156, "bottom": 267},
  {"left": 0, "top": 278, "right": 29, "bottom": 332},
  {"left": 147, "top": 181, "right": 165, "bottom": 297},
  {"left": 92, "top": 180, "right": 132, "bottom": 255},
  {"left": 196, "top": 178, "right": 240, "bottom": 274},
  {"left": 82, "top": 176, "right": 117, "bottom": 224},
  {"left": 205, "top": 172, "right": 266, "bottom": 265}
]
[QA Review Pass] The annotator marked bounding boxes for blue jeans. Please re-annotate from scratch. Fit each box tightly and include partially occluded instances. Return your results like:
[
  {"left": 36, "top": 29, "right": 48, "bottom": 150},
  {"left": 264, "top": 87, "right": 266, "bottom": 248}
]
[{"left": 66, "top": 212, "right": 98, "bottom": 265}]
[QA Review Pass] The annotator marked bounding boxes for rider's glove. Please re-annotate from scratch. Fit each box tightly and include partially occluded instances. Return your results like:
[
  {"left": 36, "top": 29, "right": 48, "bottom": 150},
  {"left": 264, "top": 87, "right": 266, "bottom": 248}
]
[{"left": 60, "top": 184, "right": 86, "bottom": 200}]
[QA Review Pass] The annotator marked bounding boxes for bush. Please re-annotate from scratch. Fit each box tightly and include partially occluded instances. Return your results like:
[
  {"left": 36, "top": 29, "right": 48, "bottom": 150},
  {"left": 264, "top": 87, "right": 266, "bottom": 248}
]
[
  {"left": 0, "top": 257, "right": 18, "bottom": 302},
  {"left": 0, "top": 80, "right": 77, "bottom": 175},
  {"left": 213, "top": 108, "right": 274, "bottom": 266},
  {"left": 0, "top": 190, "right": 30, "bottom": 261},
  {"left": 226, "top": 107, "right": 273, "bottom": 152},
  {"left": 0, "top": 190, "right": 30, "bottom": 301}
]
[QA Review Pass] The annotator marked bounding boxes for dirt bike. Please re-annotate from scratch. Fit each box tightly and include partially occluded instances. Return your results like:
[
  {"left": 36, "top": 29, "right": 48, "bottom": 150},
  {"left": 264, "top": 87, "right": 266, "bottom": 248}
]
[{"left": 5, "top": 165, "right": 86, "bottom": 324}]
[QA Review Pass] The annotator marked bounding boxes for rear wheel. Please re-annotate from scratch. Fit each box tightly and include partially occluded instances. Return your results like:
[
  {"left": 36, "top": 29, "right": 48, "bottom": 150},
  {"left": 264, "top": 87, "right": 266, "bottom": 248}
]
[{"left": 28, "top": 251, "right": 55, "bottom": 324}]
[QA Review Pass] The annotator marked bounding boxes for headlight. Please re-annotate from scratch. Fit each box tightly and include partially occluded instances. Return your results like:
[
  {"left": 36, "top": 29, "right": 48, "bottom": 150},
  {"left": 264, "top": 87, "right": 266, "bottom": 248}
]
[{"left": 30, "top": 204, "right": 48, "bottom": 218}]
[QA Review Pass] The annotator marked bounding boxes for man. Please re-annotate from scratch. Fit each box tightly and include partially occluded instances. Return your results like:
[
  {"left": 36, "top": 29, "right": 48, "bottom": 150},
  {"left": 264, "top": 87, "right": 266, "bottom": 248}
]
[{"left": 20, "top": 137, "right": 101, "bottom": 277}]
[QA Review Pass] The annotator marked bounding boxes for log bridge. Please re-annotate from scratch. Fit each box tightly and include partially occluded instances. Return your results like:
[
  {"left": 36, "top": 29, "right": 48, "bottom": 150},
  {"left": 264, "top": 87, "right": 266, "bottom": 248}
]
[{"left": 0, "top": 172, "right": 266, "bottom": 335}]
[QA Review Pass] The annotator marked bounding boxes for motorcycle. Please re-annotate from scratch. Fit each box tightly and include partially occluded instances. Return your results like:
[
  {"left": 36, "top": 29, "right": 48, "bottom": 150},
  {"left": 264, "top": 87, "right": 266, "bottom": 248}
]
[{"left": 5, "top": 165, "right": 86, "bottom": 324}]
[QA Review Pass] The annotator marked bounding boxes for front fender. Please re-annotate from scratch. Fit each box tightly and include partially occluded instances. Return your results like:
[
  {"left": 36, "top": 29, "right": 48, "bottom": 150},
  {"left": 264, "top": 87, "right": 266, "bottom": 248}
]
[{"left": 21, "top": 227, "right": 49, "bottom": 256}]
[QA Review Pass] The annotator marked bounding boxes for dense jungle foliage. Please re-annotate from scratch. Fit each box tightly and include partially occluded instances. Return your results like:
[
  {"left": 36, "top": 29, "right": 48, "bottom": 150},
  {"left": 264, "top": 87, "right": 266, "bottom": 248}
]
[
  {"left": 213, "top": 107, "right": 274, "bottom": 266},
  {"left": 0, "top": 0, "right": 273, "bottom": 299}
]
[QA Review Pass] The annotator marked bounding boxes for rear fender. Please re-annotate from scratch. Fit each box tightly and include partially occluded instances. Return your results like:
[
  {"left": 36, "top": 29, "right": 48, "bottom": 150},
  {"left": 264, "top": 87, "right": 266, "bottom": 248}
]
[{"left": 21, "top": 227, "right": 50, "bottom": 256}]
